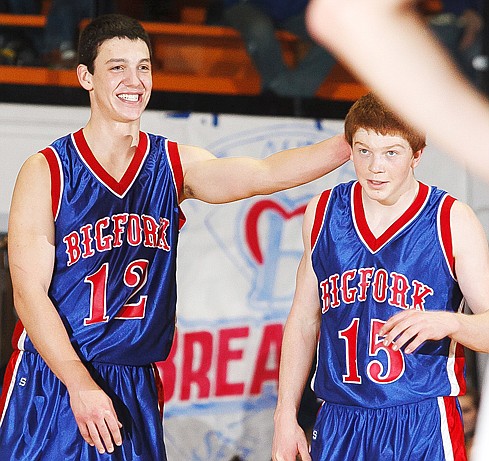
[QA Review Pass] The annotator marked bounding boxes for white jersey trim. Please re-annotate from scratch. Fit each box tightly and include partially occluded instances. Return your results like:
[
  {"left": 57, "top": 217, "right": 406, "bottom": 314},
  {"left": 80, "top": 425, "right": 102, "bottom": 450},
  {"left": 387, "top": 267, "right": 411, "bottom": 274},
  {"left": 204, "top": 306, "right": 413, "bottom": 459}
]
[
  {"left": 0, "top": 350, "right": 24, "bottom": 428},
  {"left": 437, "top": 396, "right": 455, "bottom": 461}
]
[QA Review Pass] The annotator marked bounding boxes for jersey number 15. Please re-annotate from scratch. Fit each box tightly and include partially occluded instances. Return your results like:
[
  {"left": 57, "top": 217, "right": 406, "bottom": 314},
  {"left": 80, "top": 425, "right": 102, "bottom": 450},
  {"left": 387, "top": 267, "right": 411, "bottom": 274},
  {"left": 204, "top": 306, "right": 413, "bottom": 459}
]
[{"left": 338, "top": 318, "right": 406, "bottom": 384}]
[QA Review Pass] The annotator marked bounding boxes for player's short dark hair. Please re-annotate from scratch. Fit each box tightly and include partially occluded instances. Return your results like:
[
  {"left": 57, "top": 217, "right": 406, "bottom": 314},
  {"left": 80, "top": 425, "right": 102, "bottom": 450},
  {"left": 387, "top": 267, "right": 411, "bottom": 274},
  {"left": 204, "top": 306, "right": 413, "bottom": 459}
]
[
  {"left": 78, "top": 14, "right": 152, "bottom": 74},
  {"left": 345, "top": 92, "right": 426, "bottom": 152}
]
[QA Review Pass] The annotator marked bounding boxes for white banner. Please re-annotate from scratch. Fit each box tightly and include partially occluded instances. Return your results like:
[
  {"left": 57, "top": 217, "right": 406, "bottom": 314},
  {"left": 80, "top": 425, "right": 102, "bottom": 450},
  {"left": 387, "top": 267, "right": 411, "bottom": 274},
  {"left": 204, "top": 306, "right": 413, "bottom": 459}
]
[{"left": 153, "top": 114, "right": 354, "bottom": 460}]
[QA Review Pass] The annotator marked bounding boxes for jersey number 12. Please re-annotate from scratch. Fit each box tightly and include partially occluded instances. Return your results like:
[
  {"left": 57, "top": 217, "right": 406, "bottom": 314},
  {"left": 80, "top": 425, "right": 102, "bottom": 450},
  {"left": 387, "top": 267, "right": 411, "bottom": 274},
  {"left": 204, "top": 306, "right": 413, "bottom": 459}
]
[{"left": 83, "top": 260, "right": 149, "bottom": 325}]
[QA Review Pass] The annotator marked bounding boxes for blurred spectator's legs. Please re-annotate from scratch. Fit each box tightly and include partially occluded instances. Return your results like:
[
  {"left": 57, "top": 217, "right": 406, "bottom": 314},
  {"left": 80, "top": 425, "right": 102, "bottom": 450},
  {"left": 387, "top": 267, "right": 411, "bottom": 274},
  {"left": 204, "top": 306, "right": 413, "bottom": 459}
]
[
  {"left": 269, "top": 13, "right": 336, "bottom": 98},
  {"left": 222, "top": 3, "right": 287, "bottom": 93},
  {"left": 43, "top": 0, "right": 87, "bottom": 67},
  {"left": 43, "top": 0, "right": 114, "bottom": 68},
  {"left": 0, "top": 0, "right": 42, "bottom": 65}
]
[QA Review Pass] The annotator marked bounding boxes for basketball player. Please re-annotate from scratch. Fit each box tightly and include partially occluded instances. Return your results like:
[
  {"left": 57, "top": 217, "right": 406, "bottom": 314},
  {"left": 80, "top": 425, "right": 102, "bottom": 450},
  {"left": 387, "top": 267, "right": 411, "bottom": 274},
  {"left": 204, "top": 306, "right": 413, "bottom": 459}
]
[
  {"left": 0, "top": 14, "right": 351, "bottom": 461},
  {"left": 272, "top": 93, "right": 489, "bottom": 461},
  {"left": 305, "top": 0, "right": 489, "bottom": 182},
  {"left": 304, "top": 1, "right": 489, "bottom": 460}
]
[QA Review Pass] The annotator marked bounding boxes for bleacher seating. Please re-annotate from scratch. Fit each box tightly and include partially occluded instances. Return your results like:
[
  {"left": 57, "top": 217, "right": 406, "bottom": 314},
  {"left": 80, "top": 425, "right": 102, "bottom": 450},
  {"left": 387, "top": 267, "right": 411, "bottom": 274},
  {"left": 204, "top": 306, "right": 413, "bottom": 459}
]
[{"left": 0, "top": 3, "right": 368, "bottom": 102}]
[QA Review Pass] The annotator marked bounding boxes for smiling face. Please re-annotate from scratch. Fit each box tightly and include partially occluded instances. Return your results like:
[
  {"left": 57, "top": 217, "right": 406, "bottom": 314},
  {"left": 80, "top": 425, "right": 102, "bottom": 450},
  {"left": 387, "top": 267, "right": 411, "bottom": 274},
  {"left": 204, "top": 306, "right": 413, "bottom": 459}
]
[
  {"left": 78, "top": 37, "right": 152, "bottom": 125},
  {"left": 351, "top": 128, "right": 423, "bottom": 206}
]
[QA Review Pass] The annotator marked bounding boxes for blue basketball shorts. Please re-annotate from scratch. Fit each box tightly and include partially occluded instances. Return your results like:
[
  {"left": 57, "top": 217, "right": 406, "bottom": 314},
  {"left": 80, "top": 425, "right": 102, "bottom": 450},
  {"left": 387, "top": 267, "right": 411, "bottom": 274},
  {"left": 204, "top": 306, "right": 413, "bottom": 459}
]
[
  {"left": 310, "top": 397, "right": 466, "bottom": 461},
  {"left": 0, "top": 350, "right": 166, "bottom": 461}
]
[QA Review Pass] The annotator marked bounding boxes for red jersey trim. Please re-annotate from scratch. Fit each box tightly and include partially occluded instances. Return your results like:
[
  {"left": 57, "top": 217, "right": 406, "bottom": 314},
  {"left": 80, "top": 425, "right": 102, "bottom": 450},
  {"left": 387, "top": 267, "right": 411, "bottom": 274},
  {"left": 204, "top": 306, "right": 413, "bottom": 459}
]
[
  {"left": 439, "top": 194, "right": 456, "bottom": 278},
  {"left": 353, "top": 181, "right": 430, "bottom": 253},
  {"left": 40, "top": 147, "right": 62, "bottom": 220},
  {"left": 453, "top": 341, "right": 466, "bottom": 395},
  {"left": 72, "top": 129, "right": 149, "bottom": 198},
  {"left": 311, "top": 189, "right": 332, "bottom": 250},
  {"left": 0, "top": 349, "right": 22, "bottom": 427},
  {"left": 440, "top": 396, "right": 467, "bottom": 461},
  {"left": 166, "top": 140, "right": 184, "bottom": 197},
  {"left": 152, "top": 363, "right": 165, "bottom": 418},
  {"left": 165, "top": 140, "right": 186, "bottom": 229},
  {"left": 0, "top": 318, "right": 26, "bottom": 426}
]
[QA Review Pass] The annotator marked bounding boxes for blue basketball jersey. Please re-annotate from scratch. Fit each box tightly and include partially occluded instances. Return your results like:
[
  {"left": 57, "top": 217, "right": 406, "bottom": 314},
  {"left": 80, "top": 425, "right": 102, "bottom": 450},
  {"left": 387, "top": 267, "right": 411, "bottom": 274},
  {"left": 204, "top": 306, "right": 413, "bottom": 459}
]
[
  {"left": 311, "top": 180, "right": 465, "bottom": 408},
  {"left": 15, "top": 129, "right": 184, "bottom": 366}
]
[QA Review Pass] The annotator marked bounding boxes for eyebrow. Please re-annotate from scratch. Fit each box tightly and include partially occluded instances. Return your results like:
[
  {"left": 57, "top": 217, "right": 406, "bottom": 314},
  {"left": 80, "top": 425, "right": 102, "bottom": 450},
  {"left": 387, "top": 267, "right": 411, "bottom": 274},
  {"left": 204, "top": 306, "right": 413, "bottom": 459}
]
[
  {"left": 104, "top": 58, "right": 151, "bottom": 65},
  {"left": 354, "top": 141, "right": 406, "bottom": 149}
]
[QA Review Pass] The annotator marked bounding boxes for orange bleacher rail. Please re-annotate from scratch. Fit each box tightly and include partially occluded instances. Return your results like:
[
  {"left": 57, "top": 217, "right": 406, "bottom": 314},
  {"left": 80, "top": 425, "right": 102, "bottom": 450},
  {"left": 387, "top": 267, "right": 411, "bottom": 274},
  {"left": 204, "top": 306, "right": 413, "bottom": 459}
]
[
  {"left": 0, "top": 13, "right": 46, "bottom": 28},
  {"left": 0, "top": 14, "right": 367, "bottom": 101}
]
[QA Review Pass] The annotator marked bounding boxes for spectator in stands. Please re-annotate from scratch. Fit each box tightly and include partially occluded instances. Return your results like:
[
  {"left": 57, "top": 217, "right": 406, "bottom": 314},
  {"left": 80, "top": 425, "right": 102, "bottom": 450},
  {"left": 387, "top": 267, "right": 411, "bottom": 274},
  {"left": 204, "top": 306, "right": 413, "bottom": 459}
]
[
  {"left": 427, "top": 0, "right": 485, "bottom": 86},
  {"left": 0, "top": 0, "right": 42, "bottom": 66},
  {"left": 459, "top": 387, "right": 480, "bottom": 456},
  {"left": 142, "top": 0, "right": 178, "bottom": 21},
  {"left": 218, "top": 0, "right": 336, "bottom": 99},
  {"left": 42, "top": 0, "right": 114, "bottom": 69}
]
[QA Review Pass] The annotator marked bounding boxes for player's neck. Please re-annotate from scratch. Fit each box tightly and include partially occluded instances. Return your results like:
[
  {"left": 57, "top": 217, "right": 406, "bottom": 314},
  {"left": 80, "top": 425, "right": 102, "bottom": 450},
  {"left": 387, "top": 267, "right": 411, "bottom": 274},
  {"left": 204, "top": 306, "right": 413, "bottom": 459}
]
[
  {"left": 84, "top": 114, "right": 140, "bottom": 147},
  {"left": 362, "top": 179, "right": 419, "bottom": 237},
  {"left": 82, "top": 120, "right": 141, "bottom": 181}
]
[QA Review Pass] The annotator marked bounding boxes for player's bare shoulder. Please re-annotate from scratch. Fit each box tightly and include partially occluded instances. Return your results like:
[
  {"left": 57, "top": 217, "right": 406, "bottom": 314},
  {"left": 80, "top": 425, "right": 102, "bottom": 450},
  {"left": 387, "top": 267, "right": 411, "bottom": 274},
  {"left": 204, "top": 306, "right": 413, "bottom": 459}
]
[
  {"left": 12, "top": 153, "right": 51, "bottom": 198},
  {"left": 450, "top": 199, "right": 482, "bottom": 230},
  {"left": 178, "top": 144, "right": 215, "bottom": 200},
  {"left": 301, "top": 193, "right": 324, "bottom": 245},
  {"left": 450, "top": 198, "right": 487, "bottom": 258},
  {"left": 10, "top": 152, "right": 53, "bottom": 226},
  {"left": 21, "top": 151, "right": 50, "bottom": 174},
  {"left": 178, "top": 144, "right": 215, "bottom": 167}
]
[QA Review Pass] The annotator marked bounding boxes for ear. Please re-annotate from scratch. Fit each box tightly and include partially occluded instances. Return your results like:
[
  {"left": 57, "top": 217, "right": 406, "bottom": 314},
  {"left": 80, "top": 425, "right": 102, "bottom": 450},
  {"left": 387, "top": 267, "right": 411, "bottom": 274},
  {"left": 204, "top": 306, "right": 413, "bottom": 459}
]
[
  {"left": 77, "top": 64, "right": 93, "bottom": 91},
  {"left": 411, "top": 148, "right": 424, "bottom": 169}
]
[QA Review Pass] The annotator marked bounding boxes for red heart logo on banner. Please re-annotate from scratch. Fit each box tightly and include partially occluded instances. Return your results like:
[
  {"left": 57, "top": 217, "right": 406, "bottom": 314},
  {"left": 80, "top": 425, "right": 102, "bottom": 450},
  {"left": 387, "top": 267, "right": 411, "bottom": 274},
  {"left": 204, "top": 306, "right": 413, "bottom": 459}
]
[{"left": 245, "top": 199, "right": 306, "bottom": 265}]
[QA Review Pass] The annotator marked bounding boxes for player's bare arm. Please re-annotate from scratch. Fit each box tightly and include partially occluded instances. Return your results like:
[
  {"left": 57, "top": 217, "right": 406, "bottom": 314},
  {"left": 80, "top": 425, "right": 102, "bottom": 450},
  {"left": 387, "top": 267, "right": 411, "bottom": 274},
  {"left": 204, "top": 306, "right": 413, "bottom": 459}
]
[
  {"left": 306, "top": 0, "right": 489, "bottom": 182},
  {"left": 380, "top": 200, "right": 489, "bottom": 353},
  {"left": 8, "top": 154, "right": 122, "bottom": 454},
  {"left": 179, "top": 134, "right": 351, "bottom": 204},
  {"left": 272, "top": 255, "right": 317, "bottom": 461},
  {"left": 272, "top": 196, "right": 322, "bottom": 461}
]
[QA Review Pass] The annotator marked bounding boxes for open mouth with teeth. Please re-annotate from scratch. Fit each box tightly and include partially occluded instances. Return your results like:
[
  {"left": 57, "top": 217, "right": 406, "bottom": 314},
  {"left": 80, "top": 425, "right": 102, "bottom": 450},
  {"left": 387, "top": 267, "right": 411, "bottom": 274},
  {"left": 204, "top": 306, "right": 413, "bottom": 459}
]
[{"left": 118, "top": 94, "right": 140, "bottom": 102}]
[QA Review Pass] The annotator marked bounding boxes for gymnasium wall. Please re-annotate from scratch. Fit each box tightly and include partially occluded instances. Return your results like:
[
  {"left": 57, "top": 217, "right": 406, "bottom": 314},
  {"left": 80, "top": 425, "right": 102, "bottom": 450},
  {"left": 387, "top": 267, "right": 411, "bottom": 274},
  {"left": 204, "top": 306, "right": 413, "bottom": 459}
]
[{"left": 1, "top": 103, "right": 488, "bottom": 460}]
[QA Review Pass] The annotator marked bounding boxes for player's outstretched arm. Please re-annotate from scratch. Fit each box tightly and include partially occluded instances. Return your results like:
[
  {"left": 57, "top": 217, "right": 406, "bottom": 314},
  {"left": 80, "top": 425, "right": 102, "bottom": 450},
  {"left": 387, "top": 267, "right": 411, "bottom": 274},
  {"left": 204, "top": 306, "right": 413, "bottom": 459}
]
[
  {"left": 380, "top": 200, "right": 489, "bottom": 353},
  {"left": 272, "top": 197, "right": 322, "bottom": 461},
  {"left": 179, "top": 134, "right": 351, "bottom": 204},
  {"left": 306, "top": 0, "right": 489, "bottom": 181},
  {"left": 8, "top": 154, "right": 123, "bottom": 454}
]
